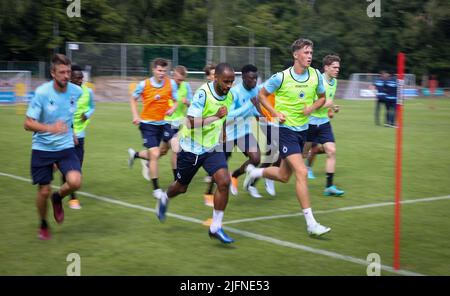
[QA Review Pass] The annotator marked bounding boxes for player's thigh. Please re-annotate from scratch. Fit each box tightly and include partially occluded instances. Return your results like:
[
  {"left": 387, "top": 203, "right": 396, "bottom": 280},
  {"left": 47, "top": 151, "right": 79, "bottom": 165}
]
[
  {"left": 58, "top": 148, "right": 82, "bottom": 185},
  {"left": 285, "top": 153, "right": 307, "bottom": 177},
  {"left": 170, "top": 136, "right": 180, "bottom": 153},
  {"left": 31, "top": 150, "right": 55, "bottom": 186},
  {"left": 203, "top": 151, "right": 228, "bottom": 180}
]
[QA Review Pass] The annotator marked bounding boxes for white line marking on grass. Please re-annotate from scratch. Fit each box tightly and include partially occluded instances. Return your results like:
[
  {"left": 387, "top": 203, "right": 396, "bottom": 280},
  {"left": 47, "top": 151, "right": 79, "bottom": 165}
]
[
  {"left": 224, "top": 195, "right": 450, "bottom": 225},
  {"left": 0, "top": 172, "right": 427, "bottom": 276},
  {"left": 0, "top": 172, "right": 203, "bottom": 224},
  {"left": 221, "top": 227, "right": 424, "bottom": 276}
]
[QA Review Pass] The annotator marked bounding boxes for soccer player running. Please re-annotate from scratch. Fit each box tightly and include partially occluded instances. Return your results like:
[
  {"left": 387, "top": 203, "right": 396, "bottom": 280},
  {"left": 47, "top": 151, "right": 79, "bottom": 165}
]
[
  {"left": 24, "top": 54, "right": 83, "bottom": 240},
  {"left": 226, "top": 64, "right": 262, "bottom": 198},
  {"left": 62, "top": 65, "right": 96, "bottom": 209},
  {"left": 244, "top": 38, "right": 331, "bottom": 236},
  {"left": 156, "top": 63, "right": 236, "bottom": 244},
  {"left": 127, "top": 58, "right": 178, "bottom": 199},
  {"left": 304, "top": 54, "right": 345, "bottom": 196},
  {"left": 148, "top": 65, "right": 193, "bottom": 182}
]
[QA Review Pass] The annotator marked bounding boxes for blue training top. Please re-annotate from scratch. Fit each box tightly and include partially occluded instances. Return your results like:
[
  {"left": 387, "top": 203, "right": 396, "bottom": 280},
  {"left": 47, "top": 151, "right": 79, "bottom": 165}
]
[
  {"left": 226, "top": 82, "right": 260, "bottom": 141},
  {"left": 26, "top": 81, "right": 83, "bottom": 151}
]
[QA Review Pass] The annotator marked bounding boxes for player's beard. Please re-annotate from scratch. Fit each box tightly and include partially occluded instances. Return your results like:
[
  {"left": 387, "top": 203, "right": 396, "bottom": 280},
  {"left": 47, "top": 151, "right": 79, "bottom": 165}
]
[
  {"left": 218, "top": 84, "right": 229, "bottom": 96},
  {"left": 55, "top": 79, "right": 68, "bottom": 89}
]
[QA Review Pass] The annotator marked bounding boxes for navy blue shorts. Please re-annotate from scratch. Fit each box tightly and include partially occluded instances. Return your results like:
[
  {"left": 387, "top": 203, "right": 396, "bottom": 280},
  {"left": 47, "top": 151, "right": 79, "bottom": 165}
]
[
  {"left": 306, "top": 122, "right": 335, "bottom": 144},
  {"left": 224, "top": 133, "right": 259, "bottom": 158},
  {"left": 176, "top": 149, "right": 228, "bottom": 185},
  {"left": 31, "top": 148, "right": 81, "bottom": 185},
  {"left": 139, "top": 123, "right": 164, "bottom": 149},
  {"left": 75, "top": 137, "right": 85, "bottom": 165},
  {"left": 162, "top": 123, "right": 179, "bottom": 143},
  {"left": 279, "top": 127, "right": 308, "bottom": 159}
]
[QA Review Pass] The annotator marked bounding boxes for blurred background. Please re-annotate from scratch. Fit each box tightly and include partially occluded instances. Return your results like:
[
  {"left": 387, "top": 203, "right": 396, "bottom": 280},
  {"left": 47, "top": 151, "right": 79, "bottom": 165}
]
[
  {"left": 1, "top": 0, "right": 449, "bottom": 276},
  {"left": 0, "top": 0, "right": 449, "bottom": 93}
]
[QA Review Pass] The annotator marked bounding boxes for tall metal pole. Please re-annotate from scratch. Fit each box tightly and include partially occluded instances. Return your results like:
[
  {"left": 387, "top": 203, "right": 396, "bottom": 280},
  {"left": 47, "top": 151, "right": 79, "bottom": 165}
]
[
  {"left": 236, "top": 25, "right": 255, "bottom": 65},
  {"left": 206, "top": 0, "right": 214, "bottom": 65}
]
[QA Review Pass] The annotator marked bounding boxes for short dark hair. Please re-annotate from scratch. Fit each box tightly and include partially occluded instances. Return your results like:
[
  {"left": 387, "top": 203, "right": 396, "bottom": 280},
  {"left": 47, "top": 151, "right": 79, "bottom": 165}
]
[
  {"left": 71, "top": 65, "right": 83, "bottom": 72},
  {"left": 51, "top": 54, "right": 71, "bottom": 71},
  {"left": 291, "top": 38, "right": 314, "bottom": 53},
  {"left": 241, "top": 64, "right": 258, "bottom": 75},
  {"left": 203, "top": 63, "right": 216, "bottom": 76},
  {"left": 215, "top": 63, "right": 234, "bottom": 76},
  {"left": 174, "top": 65, "right": 187, "bottom": 77},
  {"left": 323, "top": 55, "right": 341, "bottom": 67},
  {"left": 152, "top": 58, "right": 169, "bottom": 69}
]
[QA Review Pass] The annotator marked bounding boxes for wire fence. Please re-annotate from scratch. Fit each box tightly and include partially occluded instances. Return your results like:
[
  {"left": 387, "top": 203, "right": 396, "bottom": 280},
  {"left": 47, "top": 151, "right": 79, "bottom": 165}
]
[
  {"left": 65, "top": 42, "right": 271, "bottom": 101},
  {"left": 66, "top": 42, "right": 271, "bottom": 80}
]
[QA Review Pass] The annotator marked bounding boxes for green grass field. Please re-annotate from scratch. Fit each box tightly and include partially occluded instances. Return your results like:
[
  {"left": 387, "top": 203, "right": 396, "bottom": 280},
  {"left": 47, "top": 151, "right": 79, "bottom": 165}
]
[{"left": 1, "top": 98, "right": 449, "bottom": 276}]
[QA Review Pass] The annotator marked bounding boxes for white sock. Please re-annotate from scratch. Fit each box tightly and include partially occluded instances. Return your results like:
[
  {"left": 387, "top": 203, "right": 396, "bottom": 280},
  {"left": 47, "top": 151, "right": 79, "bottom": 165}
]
[
  {"left": 250, "top": 168, "right": 264, "bottom": 179},
  {"left": 160, "top": 191, "right": 168, "bottom": 205},
  {"left": 302, "top": 208, "right": 317, "bottom": 227},
  {"left": 210, "top": 210, "right": 224, "bottom": 233}
]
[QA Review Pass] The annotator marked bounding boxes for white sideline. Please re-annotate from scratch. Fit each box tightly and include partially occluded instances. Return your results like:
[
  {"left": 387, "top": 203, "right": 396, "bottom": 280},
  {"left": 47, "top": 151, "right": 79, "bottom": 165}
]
[
  {"left": 0, "top": 171, "right": 434, "bottom": 276},
  {"left": 224, "top": 195, "right": 450, "bottom": 225}
]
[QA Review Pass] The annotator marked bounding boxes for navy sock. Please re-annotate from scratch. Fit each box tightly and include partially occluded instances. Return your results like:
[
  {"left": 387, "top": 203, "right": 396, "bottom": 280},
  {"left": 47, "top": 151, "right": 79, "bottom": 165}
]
[
  {"left": 151, "top": 178, "right": 160, "bottom": 190},
  {"left": 206, "top": 181, "right": 215, "bottom": 195},
  {"left": 41, "top": 219, "right": 48, "bottom": 229},
  {"left": 326, "top": 173, "right": 334, "bottom": 188},
  {"left": 232, "top": 170, "right": 241, "bottom": 178},
  {"left": 52, "top": 191, "right": 62, "bottom": 202}
]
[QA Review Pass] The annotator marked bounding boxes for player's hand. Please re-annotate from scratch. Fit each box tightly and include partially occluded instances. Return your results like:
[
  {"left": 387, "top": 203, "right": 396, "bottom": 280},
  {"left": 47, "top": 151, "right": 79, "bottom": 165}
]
[
  {"left": 216, "top": 106, "right": 228, "bottom": 118},
  {"left": 332, "top": 105, "right": 340, "bottom": 113},
  {"left": 74, "top": 136, "right": 79, "bottom": 146},
  {"left": 182, "top": 98, "right": 190, "bottom": 106},
  {"left": 132, "top": 116, "right": 141, "bottom": 125},
  {"left": 165, "top": 107, "right": 176, "bottom": 116},
  {"left": 328, "top": 108, "right": 335, "bottom": 119},
  {"left": 303, "top": 106, "right": 313, "bottom": 116},
  {"left": 81, "top": 113, "right": 88, "bottom": 121},
  {"left": 275, "top": 112, "right": 286, "bottom": 124},
  {"left": 250, "top": 96, "right": 260, "bottom": 107},
  {"left": 48, "top": 120, "right": 68, "bottom": 134}
]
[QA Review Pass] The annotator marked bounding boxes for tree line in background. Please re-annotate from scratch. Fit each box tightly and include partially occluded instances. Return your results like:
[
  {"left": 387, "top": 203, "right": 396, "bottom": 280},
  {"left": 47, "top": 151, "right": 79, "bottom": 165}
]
[{"left": 0, "top": 0, "right": 448, "bottom": 84}]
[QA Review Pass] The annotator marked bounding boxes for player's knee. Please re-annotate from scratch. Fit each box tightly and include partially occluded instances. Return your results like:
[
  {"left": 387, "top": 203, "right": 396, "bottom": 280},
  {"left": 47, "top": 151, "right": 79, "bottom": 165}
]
[
  {"left": 295, "top": 167, "right": 308, "bottom": 180},
  {"left": 66, "top": 173, "right": 82, "bottom": 190},
  {"left": 249, "top": 154, "right": 261, "bottom": 166},
  {"left": 216, "top": 174, "right": 230, "bottom": 191},
  {"left": 279, "top": 173, "right": 290, "bottom": 183},
  {"left": 39, "top": 186, "right": 52, "bottom": 197},
  {"left": 280, "top": 176, "right": 289, "bottom": 183},
  {"left": 326, "top": 145, "right": 336, "bottom": 157},
  {"left": 178, "top": 185, "right": 188, "bottom": 194},
  {"left": 68, "top": 179, "right": 82, "bottom": 191},
  {"left": 159, "top": 147, "right": 168, "bottom": 156},
  {"left": 149, "top": 149, "right": 160, "bottom": 160}
]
